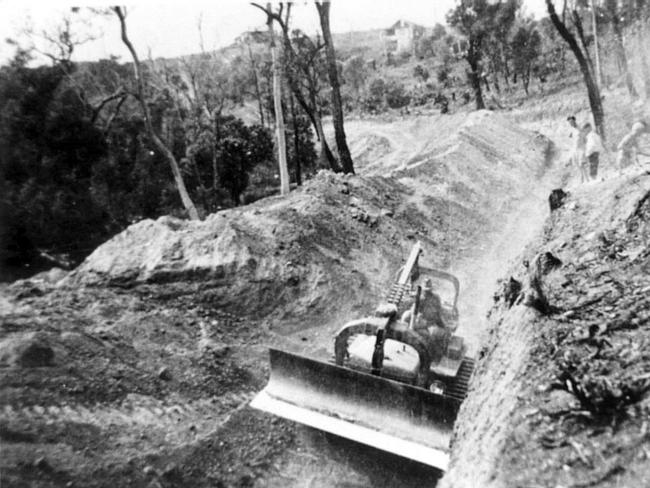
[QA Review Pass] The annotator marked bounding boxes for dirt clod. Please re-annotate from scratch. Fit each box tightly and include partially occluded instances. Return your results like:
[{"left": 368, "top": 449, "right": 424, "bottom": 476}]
[
  {"left": 34, "top": 456, "right": 52, "bottom": 471},
  {"left": 157, "top": 367, "right": 172, "bottom": 381},
  {"left": 549, "top": 188, "right": 568, "bottom": 211}
]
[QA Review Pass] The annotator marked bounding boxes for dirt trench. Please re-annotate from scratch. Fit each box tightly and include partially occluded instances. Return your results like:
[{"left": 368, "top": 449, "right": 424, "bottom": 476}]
[
  {"left": 441, "top": 170, "right": 650, "bottom": 488},
  {"left": 1, "top": 110, "right": 561, "bottom": 487},
  {"left": 439, "top": 86, "right": 650, "bottom": 488}
]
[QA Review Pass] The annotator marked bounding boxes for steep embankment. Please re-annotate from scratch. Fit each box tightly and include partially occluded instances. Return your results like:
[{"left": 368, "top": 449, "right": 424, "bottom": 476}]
[
  {"left": 441, "top": 171, "right": 650, "bottom": 488},
  {"left": 1, "top": 110, "right": 553, "bottom": 488}
]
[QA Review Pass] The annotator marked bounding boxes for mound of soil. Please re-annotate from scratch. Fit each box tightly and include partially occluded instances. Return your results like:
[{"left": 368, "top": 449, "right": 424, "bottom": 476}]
[{"left": 65, "top": 172, "right": 412, "bottom": 330}]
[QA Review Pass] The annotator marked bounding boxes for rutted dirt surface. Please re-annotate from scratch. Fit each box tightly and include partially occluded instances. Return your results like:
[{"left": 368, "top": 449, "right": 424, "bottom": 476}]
[{"left": 2, "top": 109, "right": 559, "bottom": 487}]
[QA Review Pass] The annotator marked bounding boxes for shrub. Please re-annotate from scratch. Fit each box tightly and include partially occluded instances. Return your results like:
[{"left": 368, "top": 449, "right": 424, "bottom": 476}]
[{"left": 385, "top": 82, "right": 410, "bottom": 109}]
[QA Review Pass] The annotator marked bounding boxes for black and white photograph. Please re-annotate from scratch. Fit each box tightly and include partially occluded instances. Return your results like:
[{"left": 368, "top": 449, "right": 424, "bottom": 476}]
[{"left": 1, "top": 0, "right": 649, "bottom": 486}]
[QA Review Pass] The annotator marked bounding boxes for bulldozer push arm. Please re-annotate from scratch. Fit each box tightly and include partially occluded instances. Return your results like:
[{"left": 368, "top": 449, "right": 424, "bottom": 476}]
[{"left": 371, "top": 242, "right": 422, "bottom": 375}]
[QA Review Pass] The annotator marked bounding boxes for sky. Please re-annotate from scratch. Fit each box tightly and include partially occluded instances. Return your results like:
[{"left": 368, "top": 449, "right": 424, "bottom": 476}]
[{"left": 0, "top": 0, "right": 549, "bottom": 66}]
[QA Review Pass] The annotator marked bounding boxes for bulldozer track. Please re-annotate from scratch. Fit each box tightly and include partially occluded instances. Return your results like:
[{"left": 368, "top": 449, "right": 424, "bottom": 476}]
[
  {"left": 0, "top": 391, "right": 254, "bottom": 430},
  {"left": 445, "top": 357, "right": 475, "bottom": 403}
]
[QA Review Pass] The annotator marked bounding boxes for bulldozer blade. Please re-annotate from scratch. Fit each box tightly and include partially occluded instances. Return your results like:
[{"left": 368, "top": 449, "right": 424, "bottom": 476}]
[{"left": 250, "top": 348, "right": 458, "bottom": 471}]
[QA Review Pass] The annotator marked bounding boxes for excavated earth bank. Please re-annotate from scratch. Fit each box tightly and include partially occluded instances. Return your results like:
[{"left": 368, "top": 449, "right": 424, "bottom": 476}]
[
  {"left": 441, "top": 171, "right": 650, "bottom": 488},
  {"left": 0, "top": 111, "right": 555, "bottom": 487}
]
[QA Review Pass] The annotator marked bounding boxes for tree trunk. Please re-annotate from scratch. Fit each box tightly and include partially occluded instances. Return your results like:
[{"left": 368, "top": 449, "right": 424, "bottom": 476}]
[
  {"left": 608, "top": 2, "right": 637, "bottom": 98},
  {"left": 467, "top": 49, "right": 485, "bottom": 110},
  {"left": 546, "top": 0, "right": 605, "bottom": 139},
  {"left": 284, "top": 52, "right": 341, "bottom": 172},
  {"left": 113, "top": 7, "right": 200, "bottom": 220},
  {"left": 572, "top": 9, "right": 595, "bottom": 76},
  {"left": 483, "top": 73, "right": 491, "bottom": 93},
  {"left": 315, "top": 1, "right": 355, "bottom": 174},
  {"left": 637, "top": 26, "right": 650, "bottom": 99},
  {"left": 616, "top": 37, "right": 638, "bottom": 98},
  {"left": 267, "top": 8, "right": 290, "bottom": 195},
  {"left": 213, "top": 114, "right": 222, "bottom": 192},
  {"left": 314, "top": 116, "right": 337, "bottom": 170},
  {"left": 102, "top": 94, "right": 126, "bottom": 135},
  {"left": 187, "top": 154, "right": 209, "bottom": 211},
  {"left": 258, "top": 1, "right": 342, "bottom": 173},
  {"left": 247, "top": 42, "right": 265, "bottom": 127},
  {"left": 288, "top": 88, "right": 301, "bottom": 186},
  {"left": 212, "top": 150, "right": 218, "bottom": 192},
  {"left": 589, "top": 0, "right": 603, "bottom": 88},
  {"left": 523, "top": 67, "right": 530, "bottom": 95},
  {"left": 300, "top": 87, "right": 339, "bottom": 173}
]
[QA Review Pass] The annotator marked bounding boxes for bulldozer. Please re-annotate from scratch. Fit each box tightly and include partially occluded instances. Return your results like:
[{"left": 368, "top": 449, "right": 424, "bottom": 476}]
[{"left": 250, "top": 242, "right": 475, "bottom": 471}]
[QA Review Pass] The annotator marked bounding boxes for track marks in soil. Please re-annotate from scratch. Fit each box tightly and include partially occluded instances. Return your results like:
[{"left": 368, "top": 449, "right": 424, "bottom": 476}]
[{"left": 1, "top": 392, "right": 253, "bottom": 433}]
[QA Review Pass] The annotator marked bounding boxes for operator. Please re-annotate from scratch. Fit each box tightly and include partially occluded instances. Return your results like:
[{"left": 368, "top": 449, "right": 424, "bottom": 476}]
[{"left": 401, "top": 279, "right": 449, "bottom": 363}]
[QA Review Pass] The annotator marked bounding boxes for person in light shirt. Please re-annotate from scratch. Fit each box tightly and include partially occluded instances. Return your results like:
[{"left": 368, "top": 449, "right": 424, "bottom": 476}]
[
  {"left": 567, "top": 116, "right": 588, "bottom": 182},
  {"left": 615, "top": 121, "right": 649, "bottom": 174},
  {"left": 584, "top": 123, "right": 604, "bottom": 181}
]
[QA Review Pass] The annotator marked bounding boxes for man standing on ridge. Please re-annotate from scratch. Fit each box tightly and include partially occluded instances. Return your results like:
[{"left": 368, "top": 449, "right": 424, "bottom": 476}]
[
  {"left": 584, "top": 122, "right": 604, "bottom": 181},
  {"left": 567, "top": 116, "right": 588, "bottom": 183}
]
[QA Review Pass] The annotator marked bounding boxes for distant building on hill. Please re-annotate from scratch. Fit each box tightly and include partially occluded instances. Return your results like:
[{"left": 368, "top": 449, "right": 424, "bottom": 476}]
[
  {"left": 382, "top": 20, "right": 426, "bottom": 54},
  {"left": 450, "top": 38, "right": 469, "bottom": 58},
  {"left": 235, "top": 30, "right": 269, "bottom": 46}
]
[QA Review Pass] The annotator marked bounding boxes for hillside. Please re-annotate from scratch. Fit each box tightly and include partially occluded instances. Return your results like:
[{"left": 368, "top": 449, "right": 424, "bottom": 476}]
[
  {"left": 2, "top": 73, "right": 650, "bottom": 488},
  {"left": 1, "top": 109, "right": 555, "bottom": 487}
]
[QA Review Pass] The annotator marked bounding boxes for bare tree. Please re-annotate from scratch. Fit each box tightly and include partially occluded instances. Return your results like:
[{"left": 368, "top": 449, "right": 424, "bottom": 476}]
[
  {"left": 149, "top": 57, "right": 216, "bottom": 211},
  {"left": 251, "top": 2, "right": 341, "bottom": 172},
  {"left": 287, "top": 30, "right": 340, "bottom": 172},
  {"left": 245, "top": 40, "right": 266, "bottom": 127},
  {"left": 20, "top": 8, "right": 97, "bottom": 73},
  {"left": 545, "top": 0, "right": 605, "bottom": 138},
  {"left": 18, "top": 10, "right": 132, "bottom": 136},
  {"left": 250, "top": 3, "right": 291, "bottom": 194},
  {"left": 112, "top": 6, "right": 200, "bottom": 220},
  {"left": 315, "top": 1, "right": 355, "bottom": 174},
  {"left": 447, "top": 0, "right": 503, "bottom": 110},
  {"left": 604, "top": 0, "right": 637, "bottom": 98},
  {"left": 633, "top": 1, "right": 650, "bottom": 99},
  {"left": 265, "top": 4, "right": 290, "bottom": 195}
]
